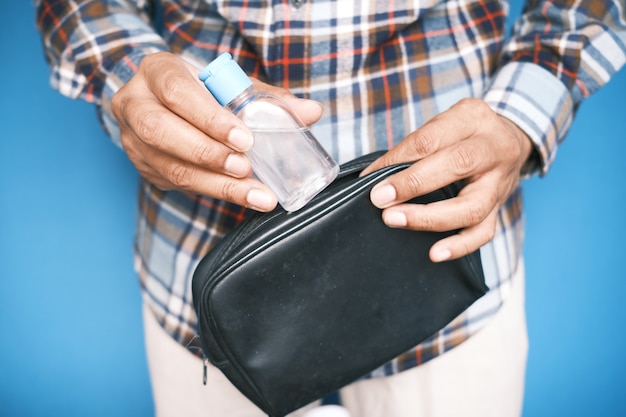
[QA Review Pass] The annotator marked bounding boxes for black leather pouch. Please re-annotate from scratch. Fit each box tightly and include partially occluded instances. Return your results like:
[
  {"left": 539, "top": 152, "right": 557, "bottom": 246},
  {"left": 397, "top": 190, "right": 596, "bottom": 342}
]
[{"left": 192, "top": 151, "right": 487, "bottom": 417}]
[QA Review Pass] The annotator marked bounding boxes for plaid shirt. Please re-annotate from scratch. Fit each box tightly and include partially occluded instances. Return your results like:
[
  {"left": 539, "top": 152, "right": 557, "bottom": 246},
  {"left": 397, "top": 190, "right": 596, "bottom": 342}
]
[{"left": 37, "top": 0, "right": 625, "bottom": 376}]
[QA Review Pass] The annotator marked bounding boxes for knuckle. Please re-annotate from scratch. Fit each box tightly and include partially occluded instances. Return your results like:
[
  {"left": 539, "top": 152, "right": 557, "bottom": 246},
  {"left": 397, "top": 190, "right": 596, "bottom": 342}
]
[
  {"left": 416, "top": 210, "right": 436, "bottom": 230},
  {"left": 459, "top": 240, "right": 474, "bottom": 258},
  {"left": 471, "top": 99, "right": 492, "bottom": 116},
  {"left": 119, "top": 131, "right": 132, "bottom": 151},
  {"left": 456, "top": 98, "right": 494, "bottom": 130},
  {"left": 458, "top": 97, "right": 489, "bottom": 115},
  {"left": 409, "top": 131, "right": 439, "bottom": 156},
  {"left": 194, "top": 143, "right": 218, "bottom": 166},
  {"left": 450, "top": 145, "right": 479, "bottom": 176},
  {"left": 473, "top": 217, "right": 497, "bottom": 245},
  {"left": 141, "top": 52, "right": 159, "bottom": 67},
  {"left": 217, "top": 180, "right": 241, "bottom": 202},
  {"left": 483, "top": 225, "right": 496, "bottom": 242},
  {"left": 111, "top": 87, "right": 132, "bottom": 121},
  {"left": 167, "top": 163, "right": 195, "bottom": 190},
  {"left": 141, "top": 52, "right": 167, "bottom": 75},
  {"left": 455, "top": 97, "right": 473, "bottom": 109},
  {"left": 463, "top": 200, "right": 488, "bottom": 226},
  {"left": 464, "top": 225, "right": 495, "bottom": 255},
  {"left": 201, "top": 110, "right": 222, "bottom": 132},
  {"left": 403, "top": 170, "right": 427, "bottom": 194},
  {"left": 160, "top": 76, "right": 187, "bottom": 107},
  {"left": 135, "top": 110, "right": 163, "bottom": 146}
]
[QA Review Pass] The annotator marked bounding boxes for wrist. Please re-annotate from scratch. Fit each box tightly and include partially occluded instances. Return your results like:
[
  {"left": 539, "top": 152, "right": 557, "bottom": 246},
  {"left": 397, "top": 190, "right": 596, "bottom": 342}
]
[
  {"left": 498, "top": 115, "right": 538, "bottom": 176},
  {"left": 483, "top": 62, "right": 575, "bottom": 177}
]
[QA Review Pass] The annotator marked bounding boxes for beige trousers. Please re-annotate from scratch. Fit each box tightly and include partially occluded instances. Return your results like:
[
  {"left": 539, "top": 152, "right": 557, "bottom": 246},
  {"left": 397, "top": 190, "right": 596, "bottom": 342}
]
[{"left": 143, "top": 265, "right": 528, "bottom": 417}]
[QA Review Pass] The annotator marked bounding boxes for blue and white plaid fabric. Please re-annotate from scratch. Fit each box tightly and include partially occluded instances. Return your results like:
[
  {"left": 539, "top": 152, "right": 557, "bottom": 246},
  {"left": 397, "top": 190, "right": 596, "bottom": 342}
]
[{"left": 37, "top": 0, "right": 626, "bottom": 377}]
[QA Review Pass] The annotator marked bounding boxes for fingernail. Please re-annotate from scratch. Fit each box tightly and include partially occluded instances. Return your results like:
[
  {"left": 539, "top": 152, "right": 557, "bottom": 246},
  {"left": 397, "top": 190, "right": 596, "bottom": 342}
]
[
  {"left": 228, "top": 127, "right": 254, "bottom": 152},
  {"left": 371, "top": 184, "right": 396, "bottom": 208},
  {"left": 246, "top": 189, "right": 276, "bottom": 211},
  {"left": 431, "top": 247, "right": 452, "bottom": 263},
  {"left": 224, "top": 154, "right": 250, "bottom": 177},
  {"left": 383, "top": 210, "right": 407, "bottom": 227},
  {"left": 302, "top": 99, "right": 324, "bottom": 114}
]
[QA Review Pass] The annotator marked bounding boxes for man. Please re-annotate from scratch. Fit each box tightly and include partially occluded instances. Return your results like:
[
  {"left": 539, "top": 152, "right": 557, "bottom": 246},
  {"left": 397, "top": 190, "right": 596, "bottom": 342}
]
[{"left": 36, "top": 0, "right": 625, "bottom": 415}]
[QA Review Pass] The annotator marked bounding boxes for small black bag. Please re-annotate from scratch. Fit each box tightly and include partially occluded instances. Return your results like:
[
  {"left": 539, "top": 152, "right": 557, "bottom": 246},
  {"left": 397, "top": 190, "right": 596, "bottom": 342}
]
[{"left": 192, "top": 151, "right": 487, "bottom": 417}]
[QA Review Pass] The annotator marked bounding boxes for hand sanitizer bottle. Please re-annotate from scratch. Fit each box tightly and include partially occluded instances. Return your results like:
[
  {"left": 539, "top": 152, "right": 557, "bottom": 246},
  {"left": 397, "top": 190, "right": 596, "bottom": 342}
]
[{"left": 199, "top": 53, "right": 339, "bottom": 212}]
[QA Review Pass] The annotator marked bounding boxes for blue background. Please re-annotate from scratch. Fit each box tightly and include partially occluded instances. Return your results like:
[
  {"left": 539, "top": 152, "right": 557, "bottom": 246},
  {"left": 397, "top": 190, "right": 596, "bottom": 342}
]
[{"left": 1, "top": 2, "right": 624, "bottom": 416}]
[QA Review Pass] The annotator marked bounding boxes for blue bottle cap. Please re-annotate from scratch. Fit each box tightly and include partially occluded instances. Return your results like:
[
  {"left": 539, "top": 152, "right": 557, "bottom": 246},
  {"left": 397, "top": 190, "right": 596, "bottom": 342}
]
[{"left": 198, "top": 53, "right": 253, "bottom": 106}]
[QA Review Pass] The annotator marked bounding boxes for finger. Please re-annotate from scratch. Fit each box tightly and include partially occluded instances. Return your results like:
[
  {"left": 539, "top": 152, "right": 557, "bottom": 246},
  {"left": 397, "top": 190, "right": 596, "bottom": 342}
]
[
  {"left": 428, "top": 209, "right": 499, "bottom": 263},
  {"left": 141, "top": 54, "right": 254, "bottom": 152},
  {"left": 370, "top": 137, "right": 496, "bottom": 209},
  {"left": 378, "top": 178, "right": 498, "bottom": 233},
  {"left": 135, "top": 142, "right": 277, "bottom": 211},
  {"left": 121, "top": 98, "right": 252, "bottom": 178},
  {"left": 361, "top": 98, "right": 491, "bottom": 176},
  {"left": 250, "top": 78, "right": 324, "bottom": 126}
]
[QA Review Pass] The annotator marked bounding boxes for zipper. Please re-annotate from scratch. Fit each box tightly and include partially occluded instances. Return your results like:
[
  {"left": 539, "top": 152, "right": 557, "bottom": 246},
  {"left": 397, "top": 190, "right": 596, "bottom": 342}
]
[{"left": 203, "top": 355, "right": 209, "bottom": 385}]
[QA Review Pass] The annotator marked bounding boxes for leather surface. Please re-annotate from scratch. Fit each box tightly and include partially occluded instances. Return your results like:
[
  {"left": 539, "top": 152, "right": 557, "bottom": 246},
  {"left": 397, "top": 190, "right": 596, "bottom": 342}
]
[{"left": 192, "top": 152, "right": 487, "bottom": 417}]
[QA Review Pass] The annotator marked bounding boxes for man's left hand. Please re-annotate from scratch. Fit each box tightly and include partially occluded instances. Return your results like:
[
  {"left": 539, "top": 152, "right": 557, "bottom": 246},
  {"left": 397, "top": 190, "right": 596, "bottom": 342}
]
[{"left": 361, "top": 98, "right": 534, "bottom": 263}]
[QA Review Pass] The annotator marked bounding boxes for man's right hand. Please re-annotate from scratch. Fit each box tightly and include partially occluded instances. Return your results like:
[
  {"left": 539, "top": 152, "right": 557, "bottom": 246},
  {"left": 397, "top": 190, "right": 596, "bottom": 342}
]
[{"left": 111, "top": 52, "right": 322, "bottom": 211}]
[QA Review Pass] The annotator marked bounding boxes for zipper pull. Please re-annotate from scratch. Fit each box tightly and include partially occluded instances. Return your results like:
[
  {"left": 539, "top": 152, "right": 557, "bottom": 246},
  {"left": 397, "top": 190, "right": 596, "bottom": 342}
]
[{"left": 202, "top": 355, "right": 209, "bottom": 385}]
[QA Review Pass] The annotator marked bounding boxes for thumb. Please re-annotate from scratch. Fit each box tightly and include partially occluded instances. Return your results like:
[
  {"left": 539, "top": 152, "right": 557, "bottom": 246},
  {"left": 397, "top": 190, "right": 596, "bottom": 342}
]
[{"left": 250, "top": 78, "right": 324, "bottom": 126}]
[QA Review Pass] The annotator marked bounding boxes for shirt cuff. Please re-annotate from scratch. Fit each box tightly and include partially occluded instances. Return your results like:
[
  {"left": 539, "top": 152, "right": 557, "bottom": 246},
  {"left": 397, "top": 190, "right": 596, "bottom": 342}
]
[
  {"left": 100, "top": 46, "right": 168, "bottom": 149},
  {"left": 483, "top": 62, "right": 575, "bottom": 177}
]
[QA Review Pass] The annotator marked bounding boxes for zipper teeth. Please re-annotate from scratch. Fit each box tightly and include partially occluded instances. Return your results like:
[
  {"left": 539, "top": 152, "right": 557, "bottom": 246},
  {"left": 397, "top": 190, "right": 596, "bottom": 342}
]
[
  {"left": 201, "top": 163, "right": 407, "bottom": 298},
  {"left": 197, "top": 165, "right": 397, "bottom": 386},
  {"left": 200, "top": 157, "right": 387, "bottom": 288},
  {"left": 199, "top": 161, "right": 451, "bottom": 313},
  {"left": 196, "top": 159, "right": 409, "bottom": 320}
]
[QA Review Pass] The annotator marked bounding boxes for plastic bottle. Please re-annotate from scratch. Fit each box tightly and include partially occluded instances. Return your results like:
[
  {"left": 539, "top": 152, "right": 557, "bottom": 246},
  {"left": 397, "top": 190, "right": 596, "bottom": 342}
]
[{"left": 199, "top": 53, "right": 339, "bottom": 212}]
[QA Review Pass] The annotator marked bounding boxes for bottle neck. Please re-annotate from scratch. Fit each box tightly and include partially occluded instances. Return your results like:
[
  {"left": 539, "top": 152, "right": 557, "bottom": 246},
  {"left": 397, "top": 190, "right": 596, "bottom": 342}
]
[{"left": 225, "top": 85, "right": 255, "bottom": 114}]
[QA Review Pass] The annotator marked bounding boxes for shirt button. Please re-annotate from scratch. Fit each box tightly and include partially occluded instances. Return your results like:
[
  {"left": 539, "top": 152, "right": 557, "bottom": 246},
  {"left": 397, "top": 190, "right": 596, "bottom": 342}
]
[{"left": 291, "top": 0, "right": 305, "bottom": 8}]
